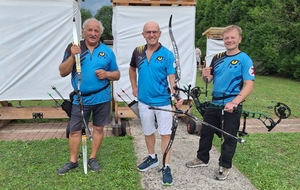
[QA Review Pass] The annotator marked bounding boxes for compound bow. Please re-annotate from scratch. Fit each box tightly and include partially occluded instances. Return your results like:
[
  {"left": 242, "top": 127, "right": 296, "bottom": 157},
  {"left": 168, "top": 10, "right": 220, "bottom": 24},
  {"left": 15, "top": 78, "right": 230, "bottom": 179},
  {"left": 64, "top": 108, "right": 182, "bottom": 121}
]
[{"left": 179, "top": 85, "right": 291, "bottom": 136}]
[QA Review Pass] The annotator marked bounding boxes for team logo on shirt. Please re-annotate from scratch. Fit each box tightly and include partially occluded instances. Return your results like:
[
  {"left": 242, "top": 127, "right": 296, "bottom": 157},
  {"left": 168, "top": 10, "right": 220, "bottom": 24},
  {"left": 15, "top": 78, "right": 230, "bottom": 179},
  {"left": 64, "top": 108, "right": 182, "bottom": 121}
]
[
  {"left": 157, "top": 56, "right": 163, "bottom": 61},
  {"left": 231, "top": 60, "right": 238, "bottom": 65},
  {"left": 249, "top": 66, "right": 255, "bottom": 76},
  {"left": 99, "top": 52, "right": 105, "bottom": 57}
]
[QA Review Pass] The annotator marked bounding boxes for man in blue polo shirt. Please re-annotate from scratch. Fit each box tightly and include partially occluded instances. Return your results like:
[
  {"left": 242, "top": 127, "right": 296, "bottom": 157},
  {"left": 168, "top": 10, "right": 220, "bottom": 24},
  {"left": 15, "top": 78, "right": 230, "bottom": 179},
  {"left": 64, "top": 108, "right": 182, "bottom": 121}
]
[
  {"left": 57, "top": 18, "right": 120, "bottom": 175},
  {"left": 186, "top": 25, "right": 255, "bottom": 181},
  {"left": 129, "top": 21, "right": 183, "bottom": 186}
]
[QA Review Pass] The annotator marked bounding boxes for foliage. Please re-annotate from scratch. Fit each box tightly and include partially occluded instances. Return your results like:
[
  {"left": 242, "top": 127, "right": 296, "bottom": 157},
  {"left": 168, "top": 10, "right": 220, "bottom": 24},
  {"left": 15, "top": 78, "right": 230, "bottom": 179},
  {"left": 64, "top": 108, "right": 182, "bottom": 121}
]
[
  {"left": 195, "top": 0, "right": 300, "bottom": 79},
  {"left": 0, "top": 137, "right": 143, "bottom": 190},
  {"left": 80, "top": 8, "right": 93, "bottom": 25},
  {"left": 94, "top": 6, "right": 113, "bottom": 41},
  {"left": 80, "top": 6, "right": 113, "bottom": 42}
]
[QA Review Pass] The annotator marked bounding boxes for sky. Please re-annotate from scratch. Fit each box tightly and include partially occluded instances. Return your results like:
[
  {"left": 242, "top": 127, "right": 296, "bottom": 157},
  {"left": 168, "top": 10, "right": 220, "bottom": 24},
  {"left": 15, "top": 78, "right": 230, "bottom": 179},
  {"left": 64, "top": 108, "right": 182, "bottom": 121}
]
[{"left": 79, "top": 0, "right": 112, "bottom": 16}]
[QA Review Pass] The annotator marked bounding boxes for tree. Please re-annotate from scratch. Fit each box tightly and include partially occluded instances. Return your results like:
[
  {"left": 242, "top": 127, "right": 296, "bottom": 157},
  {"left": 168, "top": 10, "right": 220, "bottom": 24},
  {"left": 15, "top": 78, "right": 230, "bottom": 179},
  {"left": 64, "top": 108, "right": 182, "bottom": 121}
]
[
  {"left": 94, "top": 6, "right": 113, "bottom": 41},
  {"left": 195, "top": 0, "right": 300, "bottom": 79},
  {"left": 81, "top": 8, "right": 93, "bottom": 25},
  {"left": 243, "top": 0, "right": 300, "bottom": 78}
]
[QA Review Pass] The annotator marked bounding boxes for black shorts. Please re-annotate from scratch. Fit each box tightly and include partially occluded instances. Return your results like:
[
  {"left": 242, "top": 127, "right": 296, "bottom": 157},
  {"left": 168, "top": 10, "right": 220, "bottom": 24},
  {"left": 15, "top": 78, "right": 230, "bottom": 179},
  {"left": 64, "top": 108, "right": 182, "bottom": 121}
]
[{"left": 69, "top": 101, "right": 111, "bottom": 132}]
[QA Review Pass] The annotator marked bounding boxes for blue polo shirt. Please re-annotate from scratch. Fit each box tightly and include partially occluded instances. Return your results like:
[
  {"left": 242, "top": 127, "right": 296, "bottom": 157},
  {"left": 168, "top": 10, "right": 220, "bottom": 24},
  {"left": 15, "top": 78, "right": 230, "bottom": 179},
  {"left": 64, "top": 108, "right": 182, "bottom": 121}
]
[
  {"left": 130, "top": 44, "right": 175, "bottom": 106},
  {"left": 62, "top": 40, "right": 119, "bottom": 105},
  {"left": 209, "top": 51, "right": 255, "bottom": 105}
]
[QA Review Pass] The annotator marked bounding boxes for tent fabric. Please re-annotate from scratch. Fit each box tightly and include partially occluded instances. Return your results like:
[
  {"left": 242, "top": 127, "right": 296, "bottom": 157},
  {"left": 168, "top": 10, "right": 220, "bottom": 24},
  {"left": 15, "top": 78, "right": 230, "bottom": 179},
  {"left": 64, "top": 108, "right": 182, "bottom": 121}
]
[
  {"left": 112, "top": 6, "right": 196, "bottom": 102},
  {"left": 205, "top": 39, "right": 226, "bottom": 67},
  {"left": 0, "top": 0, "right": 81, "bottom": 101}
]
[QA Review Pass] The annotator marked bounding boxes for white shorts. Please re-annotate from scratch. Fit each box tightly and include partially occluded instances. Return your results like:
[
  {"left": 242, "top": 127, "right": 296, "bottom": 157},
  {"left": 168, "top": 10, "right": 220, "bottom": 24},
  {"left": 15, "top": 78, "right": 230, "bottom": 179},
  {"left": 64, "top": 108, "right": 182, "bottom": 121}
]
[{"left": 138, "top": 102, "right": 172, "bottom": 135}]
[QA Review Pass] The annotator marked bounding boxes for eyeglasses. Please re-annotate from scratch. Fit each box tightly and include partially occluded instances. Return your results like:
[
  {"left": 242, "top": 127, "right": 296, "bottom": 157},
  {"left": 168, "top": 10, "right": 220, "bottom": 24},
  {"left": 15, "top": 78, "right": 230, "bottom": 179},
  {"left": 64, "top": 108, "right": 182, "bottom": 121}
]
[{"left": 145, "top": 30, "right": 159, "bottom": 35}]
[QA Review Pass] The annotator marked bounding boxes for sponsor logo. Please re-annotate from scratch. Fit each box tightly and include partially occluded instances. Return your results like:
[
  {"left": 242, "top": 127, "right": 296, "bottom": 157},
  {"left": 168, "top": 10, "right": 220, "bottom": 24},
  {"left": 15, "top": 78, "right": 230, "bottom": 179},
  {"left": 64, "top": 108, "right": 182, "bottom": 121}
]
[{"left": 249, "top": 66, "right": 255, "bottom": 76}]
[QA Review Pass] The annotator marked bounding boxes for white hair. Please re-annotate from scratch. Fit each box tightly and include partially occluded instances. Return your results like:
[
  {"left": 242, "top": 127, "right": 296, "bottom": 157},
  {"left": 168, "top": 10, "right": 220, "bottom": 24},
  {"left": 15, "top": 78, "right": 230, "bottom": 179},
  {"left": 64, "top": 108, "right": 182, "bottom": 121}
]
[{"left": 82, "top": 18, "right": 104, "bottom": 34}]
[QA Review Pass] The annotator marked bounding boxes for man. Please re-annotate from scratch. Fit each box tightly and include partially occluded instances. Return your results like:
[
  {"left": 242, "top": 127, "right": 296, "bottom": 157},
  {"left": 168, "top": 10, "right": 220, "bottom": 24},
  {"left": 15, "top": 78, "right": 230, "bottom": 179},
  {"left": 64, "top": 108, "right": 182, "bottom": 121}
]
[
  {"left": 195, "top": 45, "right": 202, "bottom": 68},
  {"left": 57, "top": 18, "right": 120, "bottom": 175},
  {"left": 129, "top": 21, "right": 183, "bottom": 186},
  {"left": 186, "top": 25, "right": 255, "bottom": 180}
]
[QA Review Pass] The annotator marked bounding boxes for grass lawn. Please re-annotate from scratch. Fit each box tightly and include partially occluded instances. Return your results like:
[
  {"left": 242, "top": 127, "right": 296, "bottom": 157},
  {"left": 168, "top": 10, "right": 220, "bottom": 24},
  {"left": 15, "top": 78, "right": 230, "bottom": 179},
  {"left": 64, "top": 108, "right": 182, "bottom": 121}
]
[
  {"left": 233, "top": 132, "right": 300, "bottom": 190},
  {"left": 0, "top": 137, "right": 143, "bottom": 190},
  {"left": 1, "top": 72, "right": 299, "bottom": 189}
]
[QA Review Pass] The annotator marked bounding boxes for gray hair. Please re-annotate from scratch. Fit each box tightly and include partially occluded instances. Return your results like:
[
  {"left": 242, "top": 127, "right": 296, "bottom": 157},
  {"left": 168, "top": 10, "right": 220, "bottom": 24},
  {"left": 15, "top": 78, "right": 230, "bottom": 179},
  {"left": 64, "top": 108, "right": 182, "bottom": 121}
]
[
  {"left": 82, "top": 18, "right": 104, "bottom": 34},
  {"left": 222, "top": 25, "right": 242, "bottom": 37}
]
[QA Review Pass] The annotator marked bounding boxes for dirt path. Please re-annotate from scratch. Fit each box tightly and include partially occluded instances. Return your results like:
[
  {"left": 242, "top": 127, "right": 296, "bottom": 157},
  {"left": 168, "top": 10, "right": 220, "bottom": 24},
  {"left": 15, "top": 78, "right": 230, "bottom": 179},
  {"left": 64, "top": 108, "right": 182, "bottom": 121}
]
[
  {"left": 131, "top": 118, "right": 253, "bottom": 190},
  {"left": 130, "top": 117, "right": 300, "bottom": 190}
]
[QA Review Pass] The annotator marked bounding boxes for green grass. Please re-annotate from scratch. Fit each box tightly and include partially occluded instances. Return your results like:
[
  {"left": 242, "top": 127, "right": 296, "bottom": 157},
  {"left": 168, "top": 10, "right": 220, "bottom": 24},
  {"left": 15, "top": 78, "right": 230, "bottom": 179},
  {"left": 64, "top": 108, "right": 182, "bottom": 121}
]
[
  {"left": 244, "top": 75, "right": 300, "bottom": 118},
  {"left": 234, "top": 133, "right": 300, "bottom": 190},
  {"left": 0, "top": 136, "right": 143, "bottom": 190},
  {"left": 212, "top": 132, "right": 300, "bottom": 190}
]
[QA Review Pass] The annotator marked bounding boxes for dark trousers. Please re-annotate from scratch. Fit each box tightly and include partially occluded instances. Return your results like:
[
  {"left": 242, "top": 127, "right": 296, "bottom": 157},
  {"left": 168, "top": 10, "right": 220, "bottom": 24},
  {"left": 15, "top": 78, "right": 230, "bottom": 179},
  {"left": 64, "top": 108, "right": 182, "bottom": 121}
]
[{"left": 197, "top": 106, "right": 241, "bottom": 168}]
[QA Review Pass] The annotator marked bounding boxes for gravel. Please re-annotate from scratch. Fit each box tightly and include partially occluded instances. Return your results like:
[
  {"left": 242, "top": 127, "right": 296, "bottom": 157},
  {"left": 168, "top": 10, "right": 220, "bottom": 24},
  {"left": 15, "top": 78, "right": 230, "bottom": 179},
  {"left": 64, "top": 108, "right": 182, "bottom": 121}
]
[{"left": 130, "top": 118, "right": 258, "bottom": 190}]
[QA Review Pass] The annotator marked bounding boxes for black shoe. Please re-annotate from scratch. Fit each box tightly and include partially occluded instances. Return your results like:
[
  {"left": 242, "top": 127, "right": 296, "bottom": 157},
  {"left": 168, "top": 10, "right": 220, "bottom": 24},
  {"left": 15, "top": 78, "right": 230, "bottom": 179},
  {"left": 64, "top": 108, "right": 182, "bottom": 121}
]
[
  {"left": 57, "top": 161, "right": 78, "bottom": 175},
  {"left": 162, "top": 166, "right": 173, "bottom": 186},
  {"left": 88, "top": 158, "right": 101, "bottom": 172}
]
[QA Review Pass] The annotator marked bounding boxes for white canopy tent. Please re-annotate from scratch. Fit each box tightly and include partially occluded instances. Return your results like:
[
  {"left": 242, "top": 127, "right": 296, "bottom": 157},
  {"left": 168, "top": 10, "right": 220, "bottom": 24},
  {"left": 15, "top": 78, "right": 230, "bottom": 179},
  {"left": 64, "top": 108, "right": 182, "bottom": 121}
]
[
  {"left": 0, "top": 0, "right": 81, "bottom": 101},
  {"left": 112, "top": 6, "right": 197, "bottom": 102},
  {"left": 202, "top": 27, "right": 226, "bottom": 67},
  {"left": 205, "top": 39, "right": 226, "bottom": 67}
]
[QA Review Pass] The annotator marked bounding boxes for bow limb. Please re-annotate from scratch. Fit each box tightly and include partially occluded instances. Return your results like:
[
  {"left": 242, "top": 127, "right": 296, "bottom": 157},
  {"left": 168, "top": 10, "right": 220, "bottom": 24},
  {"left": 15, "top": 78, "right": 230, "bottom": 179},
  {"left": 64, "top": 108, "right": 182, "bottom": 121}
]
[
  {"left": 169, "top": 15, "right": 181, "bottom": 99},
  {"left": 159, "top": 15, "right": 181, "bottom": 172},
  {"left": 72, "top": 18, "right": 92, "bottom": 142},
  {"left": 72, "top": 17, "right": 82, "bottom": 85},
  {"left": 241, "top": 102, "right": 291, "bottom": 132},
  {"left": 241, "top": 110, "right": 277, "bottom": 132}
]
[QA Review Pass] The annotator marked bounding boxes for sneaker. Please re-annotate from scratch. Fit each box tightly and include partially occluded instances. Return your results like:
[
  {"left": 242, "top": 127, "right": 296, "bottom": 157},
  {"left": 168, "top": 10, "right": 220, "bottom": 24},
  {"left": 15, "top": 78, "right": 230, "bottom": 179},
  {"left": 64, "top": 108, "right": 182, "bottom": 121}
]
[
  {"left": 137, "top": 154, "right": 159, "bottom": 172},
  {"left": 215, "top": 167, "right": 230, "bottom": 180},
  {"left": 57, "top": 161, "right": 78, "bottom": 175},
  {"left": 185, "top": 158, "right": 209, "bottom": 168},
  {"left": 88, "top": 158, "right": 101, "bottom": 172},
  {"left": 162, "top": 166, "right": 173, "bottom": 186}
]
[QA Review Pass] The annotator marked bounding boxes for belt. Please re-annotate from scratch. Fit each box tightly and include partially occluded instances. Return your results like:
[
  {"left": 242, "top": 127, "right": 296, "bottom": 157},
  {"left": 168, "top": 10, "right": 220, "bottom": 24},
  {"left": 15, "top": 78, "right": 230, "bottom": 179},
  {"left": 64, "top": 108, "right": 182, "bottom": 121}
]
[
  {"left": 212, "top": 94, "right": 238, "bottom": 100},
  {"left": 208, "top": 103, "right": 224, "bottom": 109},
  {"left": 80, "top": 82, "right": 110, "bottom": 97}
]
